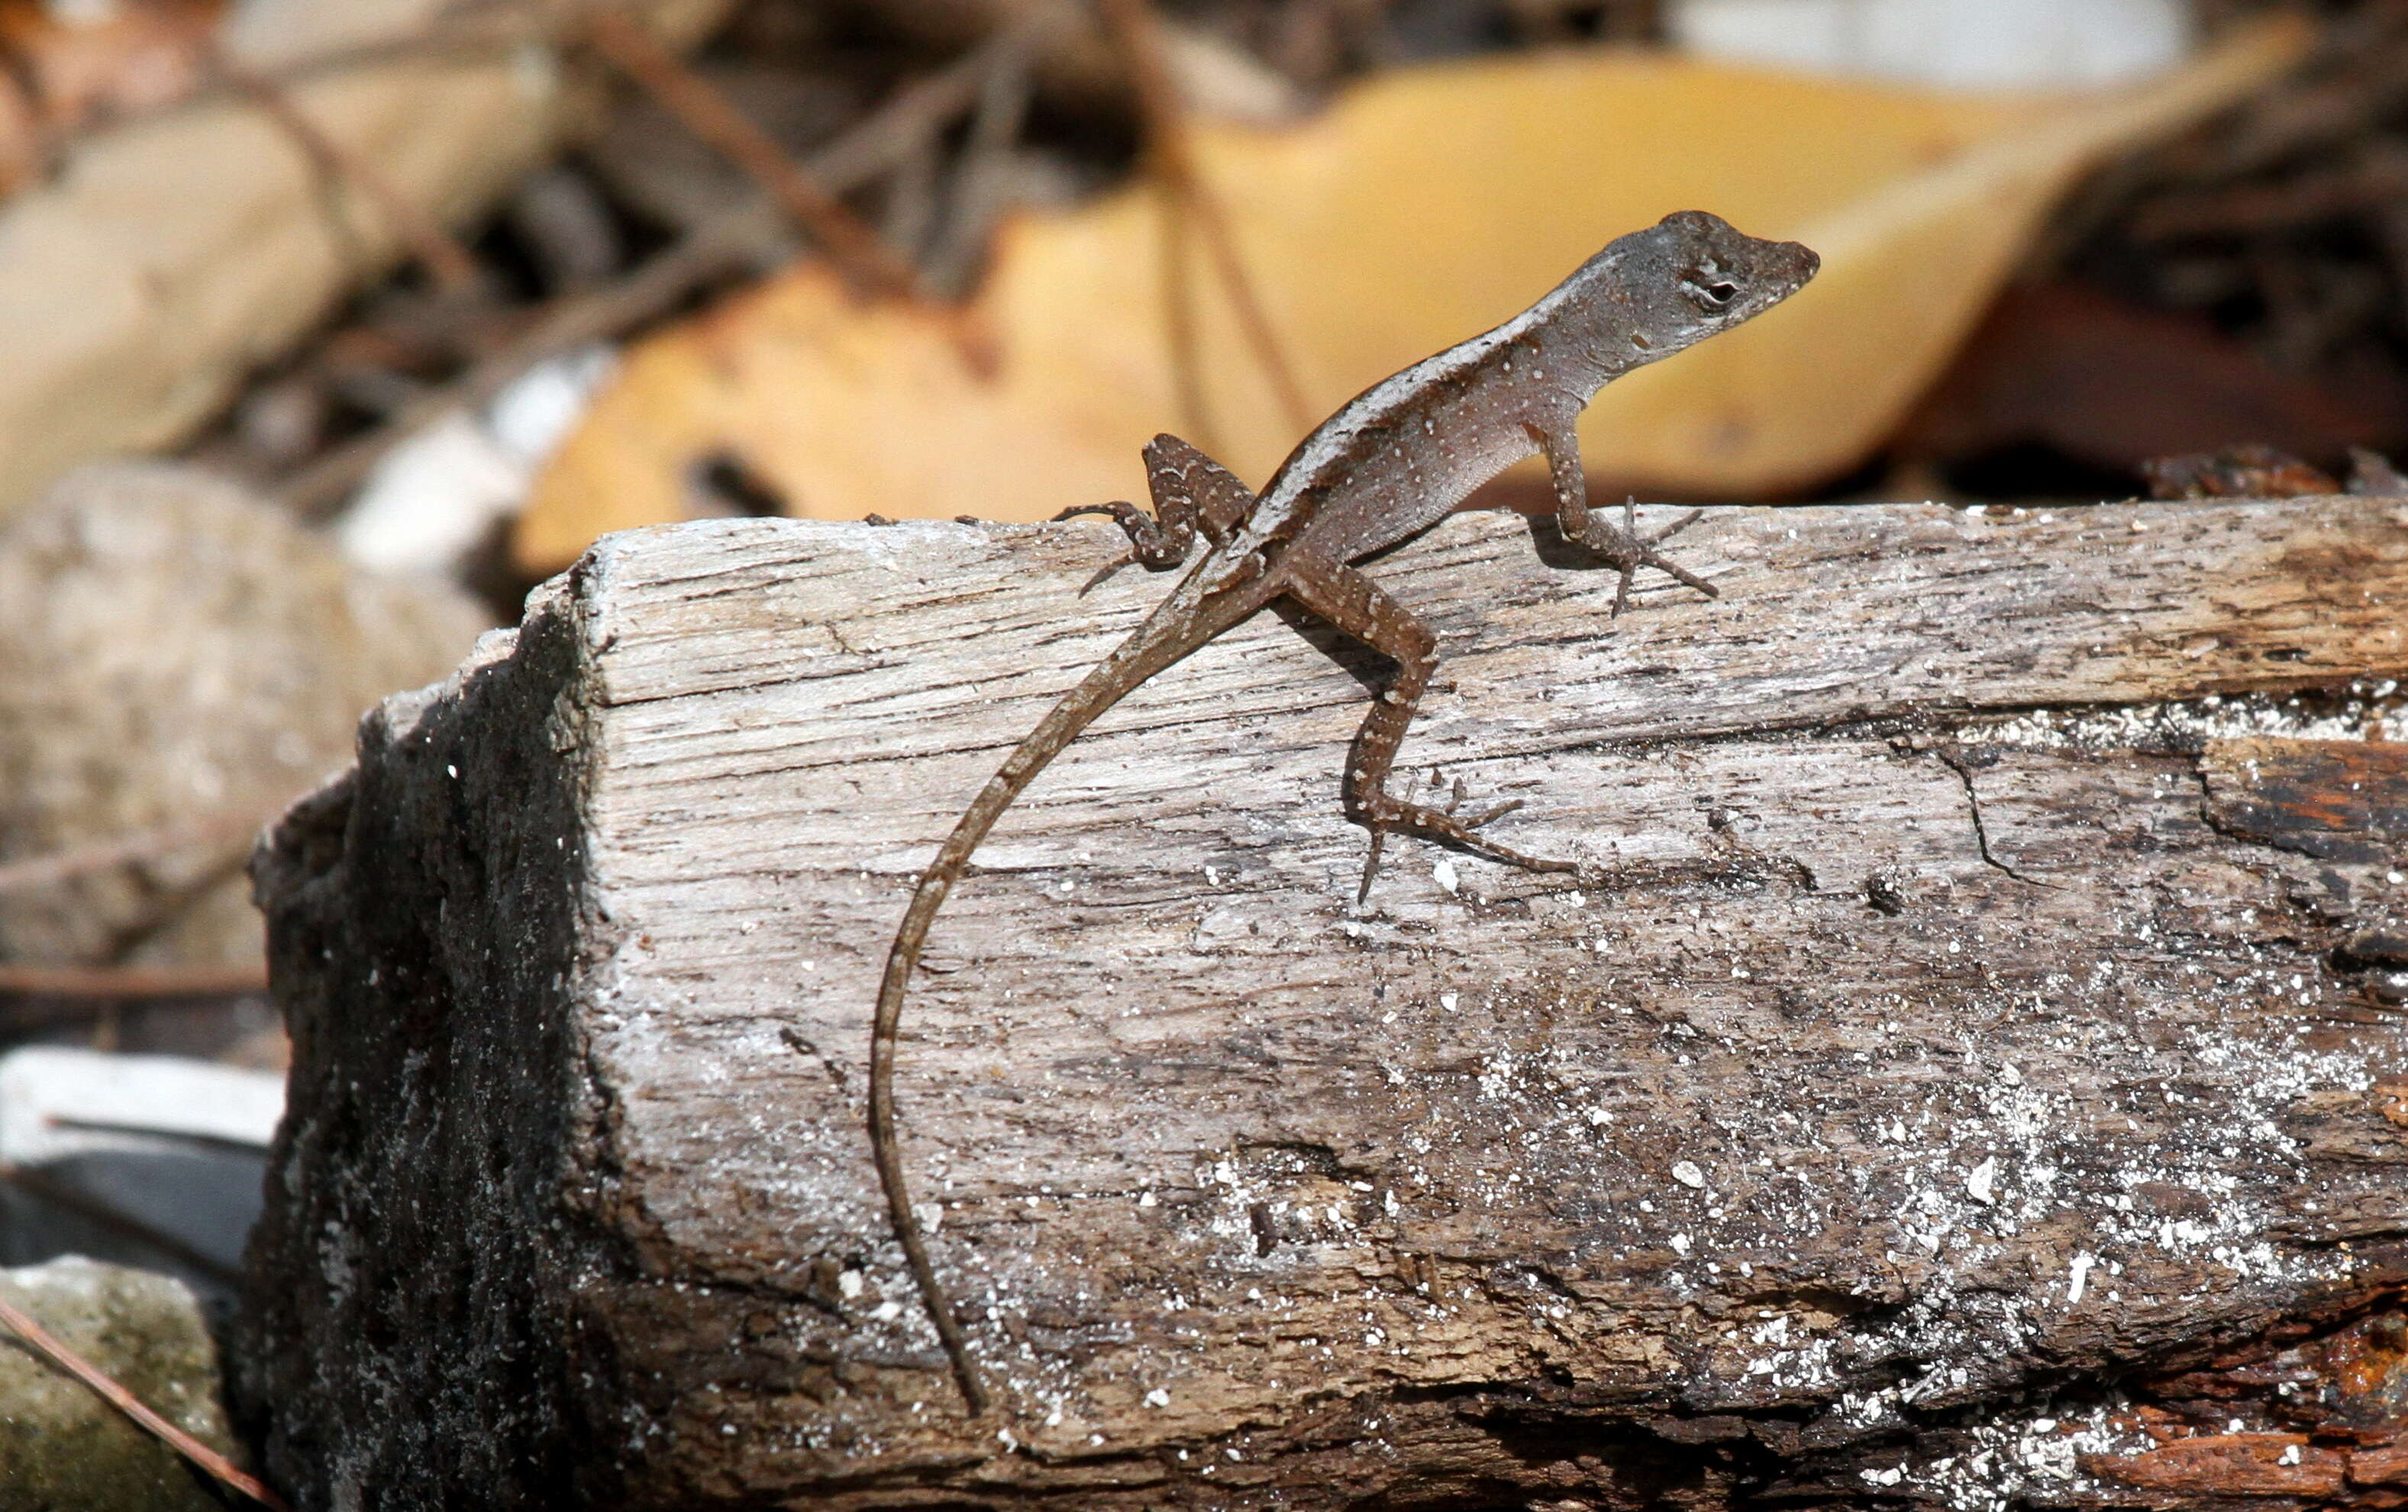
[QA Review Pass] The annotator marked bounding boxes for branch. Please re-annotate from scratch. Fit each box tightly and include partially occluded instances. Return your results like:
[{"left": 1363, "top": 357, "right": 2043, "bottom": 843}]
[
  {"left": 206, "top": 43, "right": 483, "bottom": 292},
  {"left": 0, "top": 963, "right": 269, "bottom": 998},
  {"left": 0, "top": 804, "right": 286, "bottom": 896},
  {"left": 276, "top": 21, "right": 1021, "bottom": 517},
  {"left": 1096, "top": 0, "right": 1313, "bottom": 437},
  {"left": 0, "top": 1163, "right": 243, "bottom": 1288},
  {"left": 0, "top": 1293, "right": 292, "bottom": 1511},
  {"left": 582, "top": 7, "right": 924, "bottom": 301}
]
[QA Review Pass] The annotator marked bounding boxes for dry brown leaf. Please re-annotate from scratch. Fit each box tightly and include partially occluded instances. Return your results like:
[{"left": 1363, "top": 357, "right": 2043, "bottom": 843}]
[{"left": 518, "top": 17, "right": 2310, "bottom": 572}]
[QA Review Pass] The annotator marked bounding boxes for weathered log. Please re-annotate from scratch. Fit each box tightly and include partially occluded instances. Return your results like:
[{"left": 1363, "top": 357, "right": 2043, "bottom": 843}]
[{"left": 233, "top": 498, "right": 2408, "bottom": 1510}]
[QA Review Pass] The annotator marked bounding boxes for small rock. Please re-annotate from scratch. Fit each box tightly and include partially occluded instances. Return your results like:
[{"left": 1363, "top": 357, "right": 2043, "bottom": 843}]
[
  {"left": 0, "top": 463, "right": 491, "bottom": 971},
  {"left": 1966, "top": 1157, "right": 1999, "bottom": 1204},
  {"left": 0, "top": 1256, "right": 244, "bottom": 1512}
]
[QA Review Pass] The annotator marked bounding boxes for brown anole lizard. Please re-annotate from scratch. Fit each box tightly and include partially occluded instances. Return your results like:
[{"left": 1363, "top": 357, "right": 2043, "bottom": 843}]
[{"left": 860, "top": 210, "right": 1819, "bottom": 1414}]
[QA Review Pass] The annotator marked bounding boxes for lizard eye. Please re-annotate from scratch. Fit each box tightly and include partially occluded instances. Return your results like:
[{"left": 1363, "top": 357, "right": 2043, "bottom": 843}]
[{"left": 1683, "top": 273, "right": 1741, "bottom": 312}]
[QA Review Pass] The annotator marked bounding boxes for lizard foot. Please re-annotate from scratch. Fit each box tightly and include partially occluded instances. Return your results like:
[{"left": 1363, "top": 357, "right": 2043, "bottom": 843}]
[
  {"left": 1586, "top": 498, "right": 1720, "bottom": 617},
  {"left": 1057, "top": 501, "right": 1196, "bottom": 595},
  {"left": 1056, "top": 501, "right": 1193, "bottom": 569},
  {"left": 1354, "top": 781, "right": 1578, "bottom": 901}
]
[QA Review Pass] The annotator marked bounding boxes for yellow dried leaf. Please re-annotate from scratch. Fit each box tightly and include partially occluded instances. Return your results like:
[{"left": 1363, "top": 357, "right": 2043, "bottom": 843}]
[{"left": 518, "top": 17, "right": 2308, "bottom": 573}]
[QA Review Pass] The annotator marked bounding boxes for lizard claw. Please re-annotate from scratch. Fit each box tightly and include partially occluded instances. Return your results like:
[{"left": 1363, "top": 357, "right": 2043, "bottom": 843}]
[
  {"left": 1453, "top": 798, "right": 1525, "bottom": 830},
  {"left": 1058, "top": 500, "right": 1197, "bottom": 595},
  {"left": 1354, "top": 826, "right": 1390, "bottom": 904},
  {"left": 1600, "top": 498, "right": 1718, "bottom": 617},
  {"left": 1444, "top": 775, "right": 1522, "bottom": 833},
  {"left": 1436, "top": 775, "right": 1522, "bottom": 830},
  {"left": 1076, "top": 556, "right": 1137, "bottom": 596}
]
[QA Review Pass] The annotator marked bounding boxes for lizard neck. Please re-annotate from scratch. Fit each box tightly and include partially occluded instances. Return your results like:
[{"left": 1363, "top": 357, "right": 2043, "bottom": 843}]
[
  {"left": 1522, "top": 319, "right": 1625, "bottom": 405},
  {"left": 1528, "top": 276, "right": 1657, "bottom": 396}
]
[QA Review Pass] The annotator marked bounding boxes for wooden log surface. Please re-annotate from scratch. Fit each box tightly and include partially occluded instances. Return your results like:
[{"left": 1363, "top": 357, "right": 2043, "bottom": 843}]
[{"left": 234, "top": 497, "right": 2408, "bottom": 1510}]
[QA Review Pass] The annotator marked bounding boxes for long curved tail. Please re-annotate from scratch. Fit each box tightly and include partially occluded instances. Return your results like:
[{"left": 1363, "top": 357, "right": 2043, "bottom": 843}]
[{"left": 867, "top": 570, "right": 1273, "bottom": 1414}]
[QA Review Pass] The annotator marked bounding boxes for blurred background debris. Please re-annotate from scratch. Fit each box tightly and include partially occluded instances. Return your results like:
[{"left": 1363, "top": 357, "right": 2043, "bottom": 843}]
[
  {"left": 0, "top": 0, "right": 2404, "bottom": 1491},
  {"left": 0, "top": 462, "right": 486, "bottom": 1046},
  {"left": 1669, "top": 0, "right": 2197, "bottom": 89},
  {"left": 0, "top": 1046, "right": 279, "bottom": 1307},
  {"left": 512, "top": 11, "right": 2315, "bottom": 563}
]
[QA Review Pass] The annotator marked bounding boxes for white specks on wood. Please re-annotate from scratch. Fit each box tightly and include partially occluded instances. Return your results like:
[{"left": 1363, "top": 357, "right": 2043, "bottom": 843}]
[{"left": 237, "top": 499, "right": 2408, "bottom": 1510}]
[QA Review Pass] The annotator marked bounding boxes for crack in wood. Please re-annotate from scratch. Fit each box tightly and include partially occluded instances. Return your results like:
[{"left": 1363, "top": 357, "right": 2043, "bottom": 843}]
[{"left": 1928, "top": 745, "right": 2060, "bottom": 890}]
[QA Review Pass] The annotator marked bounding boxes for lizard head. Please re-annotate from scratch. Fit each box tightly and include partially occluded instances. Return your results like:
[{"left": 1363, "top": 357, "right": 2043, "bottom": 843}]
[{"left": 1610, "top": 210, "right": 1819, "bottom": 358}]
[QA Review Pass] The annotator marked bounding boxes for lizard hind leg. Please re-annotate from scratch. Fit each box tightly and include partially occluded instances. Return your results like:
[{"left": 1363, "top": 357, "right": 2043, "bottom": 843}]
[
  {"left": 1053, "top": 434, "right": 1257, "bottom": 590},
  {"left": 1054, "top": 499, "right": 1193, "bottom": 573},
  {"left": 1282, "top": 559, "right": 1580, "bottom": 902},
  {"left": 1141, "top": 433, "right": 1254, "bottom": 543}
]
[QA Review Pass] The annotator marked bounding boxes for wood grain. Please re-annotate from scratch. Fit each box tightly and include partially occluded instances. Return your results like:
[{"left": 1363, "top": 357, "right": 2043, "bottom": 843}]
[{"left": 236, "top": 497, "right": 2408, "bottom": 1510}]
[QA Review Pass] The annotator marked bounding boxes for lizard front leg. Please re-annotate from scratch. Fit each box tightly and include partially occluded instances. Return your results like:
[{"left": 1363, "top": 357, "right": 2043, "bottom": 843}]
[
  {"left": 1536, "top": 423, "right": 1719, "bottom": 617},
  {"left": 1283, "top": 558, "right": 1580, "bottom": 901},
  {"left": 1055, "top": 433, "right": 1255, "bottom": 574}
]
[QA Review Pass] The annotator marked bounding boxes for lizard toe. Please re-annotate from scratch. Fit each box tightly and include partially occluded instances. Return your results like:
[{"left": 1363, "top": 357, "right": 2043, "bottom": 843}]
[{"left": 1354, "top": 826, "right": 1391, "bottom": 904}]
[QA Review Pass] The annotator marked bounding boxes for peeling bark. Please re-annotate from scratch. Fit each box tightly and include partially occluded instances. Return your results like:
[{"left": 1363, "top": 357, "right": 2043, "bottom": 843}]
[{"left": 234, "top": 498, "right": 2408, "bottom": 1510}]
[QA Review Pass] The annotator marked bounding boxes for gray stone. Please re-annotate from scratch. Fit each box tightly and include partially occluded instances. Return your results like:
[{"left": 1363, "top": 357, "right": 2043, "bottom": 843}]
[
  {"left": 0, "top": 461, "right": 492, "bottom": 969},
  {"left": 0, "top": 1256, "right": 238, "bottom": 1512}
]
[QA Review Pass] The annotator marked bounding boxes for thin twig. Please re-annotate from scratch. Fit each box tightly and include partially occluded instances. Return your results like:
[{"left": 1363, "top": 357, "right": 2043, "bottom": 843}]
[
  {"left": 0, "top": 10, "right": 547, "bottom": 182},
  {"left": 583, "top": 7, "right": 924, "bottom": 301},
  {"left": 923, "top": 20, "right": 1044, "bottom": 296},
  {"left": 880, "top": 124, "right": 943, "bottom": 267},
  {"left": 277, "top": 24, "right": 1018, "bottom": 518},
  {"left": 802, "top": 33, "right": 1021, "bottom": 194},
  {"left": 206, "top": 43, "right": 483, "bottom": 292},
  {"left": 0, "top": 1164, "right": 244, "bottom": 1288},
  {"left": 0, "top": 963, "right": 270, "bottom": 998},
  {"left": 1159, "top": 185, "right": 1219, "bottom": 454},
  {"left": 0, "top": 804, "right": 287, "bottom": 897},
  {"left": 2131, "top": 143, "right": 2408, "bottom": 240},
  {"left": 281, "top": 208, "right": 771, "bottom": 517},
  {"left": 0, "top": 1294, "right": 292, "bottom": 1511},
  {"left": 1096, "top": 0, "right": 1313, "bottom": 437}
]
